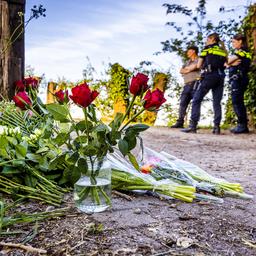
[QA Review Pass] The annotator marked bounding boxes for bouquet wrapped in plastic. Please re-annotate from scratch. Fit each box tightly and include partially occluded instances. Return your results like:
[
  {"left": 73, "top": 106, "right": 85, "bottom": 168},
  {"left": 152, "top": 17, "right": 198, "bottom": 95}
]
[
  {"left": 108, "top": 147, "right": 253, "bottom": 203},
  {"left": 108, "top": 152, "right": 196, "bottom": 203}
]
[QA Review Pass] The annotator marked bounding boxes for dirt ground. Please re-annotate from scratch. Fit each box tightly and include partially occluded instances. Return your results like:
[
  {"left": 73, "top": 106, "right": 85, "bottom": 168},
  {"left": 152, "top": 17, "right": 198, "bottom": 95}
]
[{"left": 1, "top": 127, "right": 256, "bottom": 256}]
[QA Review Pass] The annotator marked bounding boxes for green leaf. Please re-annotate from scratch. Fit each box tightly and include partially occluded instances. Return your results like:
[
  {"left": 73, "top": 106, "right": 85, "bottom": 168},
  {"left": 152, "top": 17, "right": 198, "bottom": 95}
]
[
  {"left": 95, "top": 123, "right": 109, "bottom": 132},
  {"left": 54, "top": 132, "right": 70, "bottom": 146},
  {"left": 76, "top": 120, "right": 93, "bottom": 132},
  {"left": 74, "top": 135, "right": 88, "bottom": 144},
  {"left": 118, "top": 139, "right": 129, "bottom": 156},
  {"left": 12, "top": 159, "right": 25, "bottom": 167},
  {"left": 24, "top": 174, "right": 37, "bottom": 187},
  {"left": 65, "top": 152, "right": 79, "bottom": 165},
  {"left": 46, "top": 103, "right": 70, "bottom": 122},
  {"left": 0, "top": 137, "right": 8, "bottom": 149},
  {"left": 124, "top": 135, "right": 137, "bottom": 151},
  {"left": 38, "top": 156, "right": 49, "bottom": 171},
  {"left": 59, "top": 166, "right": 80, "bottom": 186},
  {"left": 6, "top": 136, "right": 17, "bottom": 145},
  {"left": 127, "top": 152, "right": 140, "bottom": 171},
  {"left": 77, "top": 157, "right": 88, "bottom": 175},
  {"left": 45, "top": 173, "right": 62, "bottom": 180},
  {"left": 82, "top": 145, "right": 98, "bottom": 156},
  {"left": 49, "top": 154, "right": 66, "bottom": 170},
  {"left": 26, "top": 153, "right": 41, "bottom": 162},
  {"left": 36, "top": 147, "right": 49, "bottom": 154},
  {"left": 109, "top": 112, "right": 124, "bottom": 131},
  {"left": 0, "top": 149, "right": 9, "bottom": 159},
  {"left": 2, "top": 166, "right": 21, "bottom": 174},
  {"left": 15, "top": 143, "right": 28, "bottom": 159},
  {"left": 128, "top": 124, "right": 149, "bottom": 132},
  {"left": 70, "top": 167, "right": 82, "bottom": 185}
]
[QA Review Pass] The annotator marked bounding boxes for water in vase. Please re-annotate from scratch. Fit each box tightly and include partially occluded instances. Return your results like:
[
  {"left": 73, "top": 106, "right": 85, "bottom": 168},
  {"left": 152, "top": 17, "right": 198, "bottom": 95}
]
[{"left": 74, "top": 176, "right": 111, "bottom": 214}]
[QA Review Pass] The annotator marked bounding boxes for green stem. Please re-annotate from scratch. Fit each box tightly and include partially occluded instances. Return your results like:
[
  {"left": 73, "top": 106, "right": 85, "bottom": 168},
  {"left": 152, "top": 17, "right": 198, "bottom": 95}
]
[
  {"left": 92, "top": 187, "right": 101, "bottom": 205},
  {"left": 68, "top": 110, "right": 82, "bottom": 147},
  {"left": 0, "top": 159, "right": 25, "bottom": 166},
  {"left": 99, "top": 186, "right": 111, "bottom": 205},
  {"left": 83, "top": 108, "right": 90, "bottom": 142},
  {"left": 77, "top": 187, "right": 91, "bottom": 203},
  {"left": 83, "top": 108, "right": 95, "bottom": 178},
  {"left": 121, "top": 95, "right": 136, "bottom": 123},
  {"left": 120, "top": 109, "right": 145, "bottom": 132}
]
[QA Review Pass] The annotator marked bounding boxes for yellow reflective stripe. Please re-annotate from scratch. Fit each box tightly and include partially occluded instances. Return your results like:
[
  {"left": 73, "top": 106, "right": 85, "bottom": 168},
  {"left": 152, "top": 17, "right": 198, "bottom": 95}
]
[
  {"left": 235, "top": 50, "right": 252, "bottom": 59},
  {"left": 246, "top": 53, "right": 252, "bottom": 59},
  {"left": 200, "top": 49, "right": 208, "bottom": 57},
  {"left": 211, "top": 50, "right": 227, "bottom": 57},
  {"left": 200, "top": 46, "right": 227, "bottom": 57}
]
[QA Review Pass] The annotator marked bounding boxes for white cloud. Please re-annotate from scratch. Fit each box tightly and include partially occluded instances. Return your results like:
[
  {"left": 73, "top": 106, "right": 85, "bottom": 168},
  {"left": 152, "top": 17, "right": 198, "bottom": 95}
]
[{"left": 26, "top": 0, "right": 171, "bottom": 80}]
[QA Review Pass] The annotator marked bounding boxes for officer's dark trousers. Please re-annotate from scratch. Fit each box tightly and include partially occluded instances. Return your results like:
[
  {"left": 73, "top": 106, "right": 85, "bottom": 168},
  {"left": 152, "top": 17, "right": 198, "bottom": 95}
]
[
  {"left": 177, "top": 81, "right": 197, "bottom": 123},
  {"left": 190, "top": 73, "right": 224, "bottom": 127},
  {"left": 231, "top": 76, "right": 248, "bottom": 125}
]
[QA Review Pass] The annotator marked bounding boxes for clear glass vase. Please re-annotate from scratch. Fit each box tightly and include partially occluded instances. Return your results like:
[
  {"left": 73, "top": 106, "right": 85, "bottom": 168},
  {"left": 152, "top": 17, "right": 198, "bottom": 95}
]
[{"left": 74, "top": 156, "right": 112, "bottom": 214}]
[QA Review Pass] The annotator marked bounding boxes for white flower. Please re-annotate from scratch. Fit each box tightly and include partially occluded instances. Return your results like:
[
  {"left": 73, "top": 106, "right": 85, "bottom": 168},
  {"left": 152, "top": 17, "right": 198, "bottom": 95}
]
[
  {"left": 0, "top": 125, "right": 6, "bottom": 135},
  {"left": 34, "top": 128, "right": 42, "bottom": 136},
  {"left": 30, "top": 134, "right": 37, "bottom": 140},
  {"left": 13, "top": 127, "right": 21, "bottom": 135}
]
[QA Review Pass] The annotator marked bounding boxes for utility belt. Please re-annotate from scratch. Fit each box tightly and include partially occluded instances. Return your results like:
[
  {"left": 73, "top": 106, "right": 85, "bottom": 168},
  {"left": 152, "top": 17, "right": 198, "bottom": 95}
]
[
  {"left": 200, "top": 66, "right": 224, "bottom": 79},
  {"left": 229, "top": 68, "right": 244, "bottom": 81}
]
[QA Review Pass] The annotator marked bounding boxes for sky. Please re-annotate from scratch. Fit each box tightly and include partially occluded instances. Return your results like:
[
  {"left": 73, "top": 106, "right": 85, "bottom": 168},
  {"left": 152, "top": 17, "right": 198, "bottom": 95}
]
[{"left": 24, "top": 0, "right": 252, "bottom": 81}]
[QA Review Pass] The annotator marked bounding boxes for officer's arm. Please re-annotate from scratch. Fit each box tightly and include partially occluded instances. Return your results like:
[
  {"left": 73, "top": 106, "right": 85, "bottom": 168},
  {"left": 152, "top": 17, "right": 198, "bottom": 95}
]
[
  {"left": 196, "top": 58, "right": 204, "bottom": 69},
  {"left": 181, "top": 63, "right": 198, "bottom": 74},
  {"left": 227, "top": 55, "right": 240, "bottom": 65}
]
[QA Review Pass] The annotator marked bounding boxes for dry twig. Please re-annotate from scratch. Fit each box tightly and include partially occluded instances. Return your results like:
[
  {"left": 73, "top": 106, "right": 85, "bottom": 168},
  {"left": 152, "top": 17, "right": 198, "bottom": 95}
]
[
  {"left": 0, "top": 242, "right": 47, "bottom": 254},
  {"left": 112, "top": 190, "right": 133, "bottom": 201}
]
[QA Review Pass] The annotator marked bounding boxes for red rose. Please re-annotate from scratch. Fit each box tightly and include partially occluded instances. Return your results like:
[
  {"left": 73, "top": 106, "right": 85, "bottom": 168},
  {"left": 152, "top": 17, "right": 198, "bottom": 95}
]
[
  {"left": 130, "top": 73, "right": 149, "bottom": 96},
  {"left": 13, "top": 91, "right": 32, "bottom": 110},
  {"left": 24, "top": 77, "right": 39, "bottom": 89},
  {"left": 14, "top": 80, "right": 25, "bottom": 91},
  {"left": 69, "top": 83, "right": 99, "bottom": 108},
  {"left": 55, "top": 90, "right": 69, "bottom": 104},
  {"left": 143, "top": 89, "right": 166, "bottom": 110}
]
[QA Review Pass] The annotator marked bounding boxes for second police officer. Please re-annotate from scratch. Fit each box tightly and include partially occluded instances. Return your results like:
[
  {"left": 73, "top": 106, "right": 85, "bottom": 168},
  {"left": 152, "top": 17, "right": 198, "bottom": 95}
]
[
  {"left": 182, "top": 32, "right": 227, "bottom": 134},
  {"left": 227, "top": 34, "right": 252, "bottom": 134}
]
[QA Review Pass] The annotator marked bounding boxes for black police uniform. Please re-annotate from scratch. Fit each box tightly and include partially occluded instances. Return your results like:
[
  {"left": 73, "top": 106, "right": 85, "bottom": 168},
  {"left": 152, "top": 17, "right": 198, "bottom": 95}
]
[
  {"left": 182, "top": 43, "right": 227, "bottom": 133},
  {"left": 229, "top": 48, "right": 252, "bottom": 133}
]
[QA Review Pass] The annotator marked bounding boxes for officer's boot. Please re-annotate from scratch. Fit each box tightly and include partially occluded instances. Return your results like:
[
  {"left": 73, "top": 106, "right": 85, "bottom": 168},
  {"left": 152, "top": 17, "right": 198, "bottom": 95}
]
[
  {"left": 171, "top": 120, "right": 184, "bottom": 128},
  {"left": 230, "top": 123, "right": 249, "bottom": 134},
  {"left": 181, "top": 121, "right": 197, "bottom": 133},
  {"left": 212, "top": 125, "right": 220, "bottom": 135}
]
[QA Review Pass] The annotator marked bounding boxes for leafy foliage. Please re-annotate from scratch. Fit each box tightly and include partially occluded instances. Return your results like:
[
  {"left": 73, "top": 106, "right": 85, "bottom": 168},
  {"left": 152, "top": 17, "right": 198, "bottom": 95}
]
[{"left": 107, "top": 63, "right": 131, "bottom": 105}]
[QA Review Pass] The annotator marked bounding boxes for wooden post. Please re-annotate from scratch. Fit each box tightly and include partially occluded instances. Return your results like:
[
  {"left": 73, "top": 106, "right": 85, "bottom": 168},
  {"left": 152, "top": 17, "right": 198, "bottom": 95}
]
[{"left": 0, "top": 0, "right": 25, "bottom": 100}]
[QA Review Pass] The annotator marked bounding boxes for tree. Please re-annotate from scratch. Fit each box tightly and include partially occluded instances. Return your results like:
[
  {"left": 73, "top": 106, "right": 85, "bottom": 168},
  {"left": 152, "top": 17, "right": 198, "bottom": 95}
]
[{"left": 0, "top": 0, "right": 26, "bottom": 99}]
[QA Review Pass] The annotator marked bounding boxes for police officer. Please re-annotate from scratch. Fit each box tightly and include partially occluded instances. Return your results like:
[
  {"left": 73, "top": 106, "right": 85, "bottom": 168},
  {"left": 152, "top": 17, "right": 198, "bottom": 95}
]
[
  {"left": 227, "top": 34, "right": 252, "bottom": 133},
  {"left": 182, "top": 33, "right": 227, "bottom": 134},
  {"left": 171, "top": 46, "right": 200, "bottom": 128}
]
